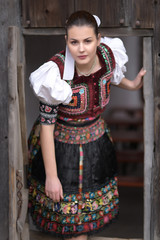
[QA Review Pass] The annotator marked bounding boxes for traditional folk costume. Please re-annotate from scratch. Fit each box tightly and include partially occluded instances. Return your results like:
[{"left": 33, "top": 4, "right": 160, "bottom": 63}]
[{"left": 28, "top": 37, "right": 128, "bottom": 238}]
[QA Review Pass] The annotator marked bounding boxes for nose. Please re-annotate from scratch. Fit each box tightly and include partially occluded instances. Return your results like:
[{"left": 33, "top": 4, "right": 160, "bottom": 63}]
[{"left": 79, "top": 43, "right": 84, "bottom": 52}]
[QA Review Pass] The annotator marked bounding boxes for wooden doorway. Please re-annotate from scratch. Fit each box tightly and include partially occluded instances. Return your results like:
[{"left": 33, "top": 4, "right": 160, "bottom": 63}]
[{"left": 23, "top": 34, "right": 153, "bottom": 239}]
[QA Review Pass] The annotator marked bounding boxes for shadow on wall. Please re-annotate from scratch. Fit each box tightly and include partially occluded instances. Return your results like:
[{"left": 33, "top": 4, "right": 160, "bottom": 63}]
[{"left": 25, "top": 35, "right": 65, "bottom": 136}]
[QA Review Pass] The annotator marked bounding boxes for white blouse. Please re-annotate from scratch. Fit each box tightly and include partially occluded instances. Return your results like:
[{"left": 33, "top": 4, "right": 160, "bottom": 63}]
[
  {"left": 29, "top": 37, "right": 128, "bottom": 106},
  {"left": 100, "top": 37, "right": 128, "bottom": 85}
]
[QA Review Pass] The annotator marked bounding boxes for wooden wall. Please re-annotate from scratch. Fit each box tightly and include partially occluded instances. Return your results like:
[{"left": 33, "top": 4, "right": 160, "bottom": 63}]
[
  {"left": 22, "top": 0, "right": 154, "bottom": 29},
  {"left": 21, "top": 1, "right": 160, "bottom": 239},
  {"left": 0, "top": 0, "right": 22, "bottom": 239},
  {"left": 0, "top": 0, "right": 160, "bottom": 239}
]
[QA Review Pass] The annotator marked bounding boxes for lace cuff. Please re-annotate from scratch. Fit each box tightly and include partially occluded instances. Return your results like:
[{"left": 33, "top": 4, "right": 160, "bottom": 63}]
[{"left": 39, "top": 101, "right": 59, "bottom": 125}]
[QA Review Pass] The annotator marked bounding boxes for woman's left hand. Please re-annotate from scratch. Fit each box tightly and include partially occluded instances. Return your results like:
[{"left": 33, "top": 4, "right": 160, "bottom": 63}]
[
  {"left": 132, "top": 68, "right": 147, "bottom": 90},
  {"left": 118, "top": 68, "right": 146, "bottom": 90}
]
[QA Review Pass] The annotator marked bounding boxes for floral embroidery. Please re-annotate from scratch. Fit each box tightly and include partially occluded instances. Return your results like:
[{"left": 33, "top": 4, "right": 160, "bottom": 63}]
[
  {"left": 28, "top": 176, "right": 119, "bottom": 236},
  {"left": 99, "top": 74, "right": 111, "bottom": 108},
  {"left": 39, "top": 101, "right": 59, "bottom": 125},
  {"left": 54, "top": 117, "right": 106, "bottom": 144},
  {"left": 45, "top": 106, "right": 52, "bottom": 113}
]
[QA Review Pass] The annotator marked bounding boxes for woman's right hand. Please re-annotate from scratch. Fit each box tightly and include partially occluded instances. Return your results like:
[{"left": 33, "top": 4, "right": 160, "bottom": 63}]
[{"left": 45, "top": 176, "right": 63, "bottom": 202}]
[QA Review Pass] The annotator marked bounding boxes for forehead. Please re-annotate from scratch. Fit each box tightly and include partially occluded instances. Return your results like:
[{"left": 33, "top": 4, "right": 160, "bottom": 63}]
[{"left": 67, "top": 25, "right": 96, "bottom": 39}]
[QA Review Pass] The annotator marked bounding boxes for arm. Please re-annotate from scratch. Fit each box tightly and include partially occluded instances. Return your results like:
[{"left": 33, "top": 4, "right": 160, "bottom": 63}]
[
  {"left": 117, "top": 68, "right": 146, "bottom": 90},
  {"left": 40, "top": 124, "right": 63, "bottom": 202}
]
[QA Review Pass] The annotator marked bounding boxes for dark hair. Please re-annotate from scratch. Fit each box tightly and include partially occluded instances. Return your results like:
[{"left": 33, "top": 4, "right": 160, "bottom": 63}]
[{"left": 65, "top": 10, "right": 99, "bottom": 38}]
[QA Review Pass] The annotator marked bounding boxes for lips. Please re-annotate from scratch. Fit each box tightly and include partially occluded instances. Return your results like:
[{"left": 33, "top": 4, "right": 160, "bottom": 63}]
[{"left": 78, "top": 55, "right": 87, "bottom": 60}]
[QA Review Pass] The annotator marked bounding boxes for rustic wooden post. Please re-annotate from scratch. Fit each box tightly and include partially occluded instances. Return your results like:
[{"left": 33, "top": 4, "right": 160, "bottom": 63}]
[
  {"left": 0, "top": 1, "right": 25, "bottom": 239},
  {"left": 8, "top": 26, "right": 29, "bottom": 240},
  {"left": 151, "top": 1, "right": 160, "bottom": 239},
  {"left": 143, "top": 37, "right": 154, "bottom": 240}
]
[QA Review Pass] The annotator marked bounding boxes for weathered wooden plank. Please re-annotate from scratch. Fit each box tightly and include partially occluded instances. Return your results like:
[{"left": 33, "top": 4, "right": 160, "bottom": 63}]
[
  {"left": 21, "top": 223, "right": 30, "bottom": 240},
  {"left": 17, "top": 64, "right": 28, "bottom": 167},
  {"left": 8, "top": 26, "right": 30, "bottom": 240},
  {"left": 152, "top": 97, "right": 160, "bottom": 239},
  {"left": 75, "top": 0, "right": 130, "bottom": 27},
  {"left": 143, "top": 37, "right": 154, "bottom": 240},
  {"left": 132, "top": 0, "right": 154, "bottom": 29},
  {"left": 101, "top": 0, "right": 129, "bottom": 27},
  {"left": 22, "top": 27, "right": 153, "bottom": 37},
  {"left": 151, "top": 1, "right": 160, "bottom": 239},
  {"left": 8, "top": 25, "right": 19, "bottom": 240},
  {"left": 22, "top": 0, "right": 74, "bottom": 27},
  {"left": 0, "top": 0, "right": 23, "bottom": 238},
  {"left": 75, "top": 0, "right": 102, "bottom": 21},
  {"left": 0, "top": 34, "right": 9, "bottom": 240}
]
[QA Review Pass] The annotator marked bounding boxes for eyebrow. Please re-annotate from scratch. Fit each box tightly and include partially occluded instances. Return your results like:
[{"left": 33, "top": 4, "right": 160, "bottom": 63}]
[{"left": 69, "top": 37, "right": 93, "bottom": 41}]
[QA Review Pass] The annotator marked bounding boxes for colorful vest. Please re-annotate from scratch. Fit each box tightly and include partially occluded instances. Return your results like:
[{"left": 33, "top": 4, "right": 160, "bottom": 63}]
[{"left": 50, "top": 43, "right": 115, "bottom": 119}]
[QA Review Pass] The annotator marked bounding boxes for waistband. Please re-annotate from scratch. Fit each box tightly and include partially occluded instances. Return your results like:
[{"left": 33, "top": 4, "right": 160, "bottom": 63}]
[
  {"left": 54, "top": 117, "right": 106, "bottom": 144},
  {"left": 57, "top": 116, "right": 99, "bottom": 127}
]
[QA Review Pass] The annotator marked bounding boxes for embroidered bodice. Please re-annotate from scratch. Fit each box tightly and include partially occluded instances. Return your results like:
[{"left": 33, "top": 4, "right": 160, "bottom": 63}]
[
  {"left": 50, "top": 44, "right": 115, "bottom": 120},
  {"left": 29, "top": 37, "right": 128, "bottom": 124}
]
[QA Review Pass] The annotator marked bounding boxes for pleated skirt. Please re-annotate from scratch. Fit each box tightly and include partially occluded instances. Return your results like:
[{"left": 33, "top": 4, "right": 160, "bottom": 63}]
[{"left": 28, "top": 116, "right": 119, "bottom": 238}]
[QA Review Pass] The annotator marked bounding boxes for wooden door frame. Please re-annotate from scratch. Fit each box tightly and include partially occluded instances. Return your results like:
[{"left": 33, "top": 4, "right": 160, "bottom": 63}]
[
  {"left": 143, "top": 37, "right": 154, "bottom": 240},
  {"left": 23, "top": 29, "right": 156, "bottom": 240}
]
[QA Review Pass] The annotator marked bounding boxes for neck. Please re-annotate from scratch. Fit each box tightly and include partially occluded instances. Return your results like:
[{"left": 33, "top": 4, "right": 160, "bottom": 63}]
[{"left": 76, "top": 56, "right": 97, "bottom": 76}]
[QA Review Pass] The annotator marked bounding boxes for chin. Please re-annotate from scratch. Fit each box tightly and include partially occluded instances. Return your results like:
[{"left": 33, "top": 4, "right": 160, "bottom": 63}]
[{"left": 76, "top": 59, "right": 89, "bottom": 65}]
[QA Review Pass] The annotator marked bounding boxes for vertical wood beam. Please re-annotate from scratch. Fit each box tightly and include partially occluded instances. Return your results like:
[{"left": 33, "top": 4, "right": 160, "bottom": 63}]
[
  {"left": 143, "top": 37, "right": 154, "bottom": 240},
  {"left": 0, "top": 0, "right": 22, "bottom": 239},
  {"left": 151, "top": 1, "right": 160, "bottom": 239},
  {"left": 8, "top": 25, "right": 19, "bottom": 240},
  {"left": 8, "top": 25, "right": 30, "bottom": 240}
]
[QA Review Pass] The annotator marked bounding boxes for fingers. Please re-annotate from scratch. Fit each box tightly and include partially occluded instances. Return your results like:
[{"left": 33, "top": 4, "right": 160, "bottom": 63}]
[
  {"left": 140, "top": 68, "right": 146, "bottom": 77},
  {"left": 46, "top": 191, "right": 60, "bottom": 202},
  {"left": 45, "top": 177, "right": 63, "bottom": 202},
  {"left": 45, "top": 189, "right": 63, "bottom": 202},
  {"left": 60, "top": 186, "right": 64, "bottom": 200}
]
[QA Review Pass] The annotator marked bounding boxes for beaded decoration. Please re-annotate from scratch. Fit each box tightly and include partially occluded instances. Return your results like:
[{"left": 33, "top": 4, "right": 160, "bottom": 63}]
[
  {"left": 59, "top": 83, "right": 89, "bottom": 115},
  {"left": 28, "top": 176, "right": 119, "bottom": 237},
  {"left": 56, "top": 43, "right": 115, "bottom": 118}
]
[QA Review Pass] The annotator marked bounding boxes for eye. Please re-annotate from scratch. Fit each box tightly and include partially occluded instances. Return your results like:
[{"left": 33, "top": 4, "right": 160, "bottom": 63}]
[
  {"left": 85, "top": 39, "right": 92, "bottom": 43},
  {"left": 70, "top": 40, "right": 78, "bottom": 45}
]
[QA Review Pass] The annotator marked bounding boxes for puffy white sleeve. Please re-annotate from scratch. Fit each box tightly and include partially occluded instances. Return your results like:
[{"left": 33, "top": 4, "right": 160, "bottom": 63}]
[
  {"left": 29, "top": 61, "right": 72, "bottom": 105},
  {"left": 101, "top": 37, "right": 128, "bottom": 85}
]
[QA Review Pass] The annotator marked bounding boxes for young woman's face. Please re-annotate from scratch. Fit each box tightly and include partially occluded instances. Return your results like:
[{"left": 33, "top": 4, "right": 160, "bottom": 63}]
[{"left": 66, "top": 25, "right": 101, "bottom": 67}]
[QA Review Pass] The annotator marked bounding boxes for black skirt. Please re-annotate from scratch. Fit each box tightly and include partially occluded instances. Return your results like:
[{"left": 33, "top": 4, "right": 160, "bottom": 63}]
[{"left": 28, "top": 117, "right": 119, "bottom": 238}]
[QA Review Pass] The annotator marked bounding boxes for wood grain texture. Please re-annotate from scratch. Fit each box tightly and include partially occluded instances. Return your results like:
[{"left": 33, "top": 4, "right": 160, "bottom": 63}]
[
  {"left": 132, "top": 0, "right": 154, "bottom": 29},
  {"left": 2, "top": 1, "right": 160, "bottom": 239},
  {"left": 8, "top": 26, "right": 29, "bottom": 240},
  {"left": 101, "top": 0, "right": 130, "bottom": 27},
  {"left": 22, "top": 0, "right": 74, "bottom": 27},
  {"left": 143, "top": 37, "right": 154, "bottom": 240},
  {"left": 151, "top": 1, "right": 160, "bottom": 239},
  {"left": 0, "top": 0, "right": 21, "bottom": 238},
  {"left": 75, "top": 0, "right": 102, "bottom": 20}
]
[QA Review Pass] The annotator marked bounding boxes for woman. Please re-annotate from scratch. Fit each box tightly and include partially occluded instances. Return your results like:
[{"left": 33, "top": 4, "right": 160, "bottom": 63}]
[{"left": 28, "top": 10, "right": 146, "bottom": 240}]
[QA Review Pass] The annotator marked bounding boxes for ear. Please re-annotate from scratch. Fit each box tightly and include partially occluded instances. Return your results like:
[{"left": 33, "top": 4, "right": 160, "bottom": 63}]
[
  {"left": 65, "top": 35, "right": 67, "bottom": 42},
  {"left": 97, "top": 33, "right": 101, "bottom": 46}
]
